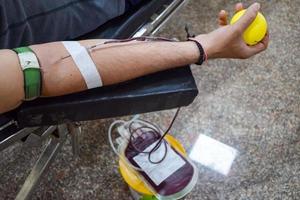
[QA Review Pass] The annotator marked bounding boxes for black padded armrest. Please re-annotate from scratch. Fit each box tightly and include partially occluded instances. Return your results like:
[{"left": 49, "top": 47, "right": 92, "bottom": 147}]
[
  {"left": 0, "top": 0, "right": 198, "bottom": 129},
  {"left": 16, "top": 67, "right": 197, "bottom": 127},
  {"left": 0, "top": 115, "right": 11, "bottom": 126}
]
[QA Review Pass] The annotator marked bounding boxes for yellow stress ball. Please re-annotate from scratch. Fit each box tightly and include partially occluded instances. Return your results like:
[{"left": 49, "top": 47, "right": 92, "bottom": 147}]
[{"left": 230, "top": 9, "right": 267, "bottom": 45}]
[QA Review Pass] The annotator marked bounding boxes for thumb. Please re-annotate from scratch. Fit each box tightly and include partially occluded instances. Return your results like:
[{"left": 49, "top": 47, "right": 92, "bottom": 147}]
[{"left": 235, "top": 3, "right": 260, "bottom": 31}]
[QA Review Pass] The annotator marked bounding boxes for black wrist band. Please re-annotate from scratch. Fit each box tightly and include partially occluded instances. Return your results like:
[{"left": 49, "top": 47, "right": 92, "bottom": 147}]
[{"left": 187, "top": 38, "right": 206, "bottom": 65}]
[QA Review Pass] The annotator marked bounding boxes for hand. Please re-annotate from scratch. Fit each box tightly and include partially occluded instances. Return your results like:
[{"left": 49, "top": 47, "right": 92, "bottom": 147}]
[{"left": 195, "top": 2, "right": 269, "bottom": 59}]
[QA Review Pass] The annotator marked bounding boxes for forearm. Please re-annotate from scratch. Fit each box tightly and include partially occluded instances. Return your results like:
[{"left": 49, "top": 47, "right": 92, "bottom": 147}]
[
  {"left": 0, "top": 50, "right": 24, "bottom": 113},
  {"left": 31, "top": 39, "right": 199, "bottom": 96},
  {"left": 0, "top": 39, "right": 199, "bottom": 113}
]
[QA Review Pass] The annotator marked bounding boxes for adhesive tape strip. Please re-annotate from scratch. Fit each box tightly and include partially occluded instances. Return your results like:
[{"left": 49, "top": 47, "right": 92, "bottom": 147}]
[{"left": 62, "top": 41, "right": 103, "bottom": 89}]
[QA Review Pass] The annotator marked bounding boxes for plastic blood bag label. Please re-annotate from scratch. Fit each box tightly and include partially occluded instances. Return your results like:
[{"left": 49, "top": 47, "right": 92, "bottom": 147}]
[{"left": 133, "top": 141, "right": 186, "bottom": 186}]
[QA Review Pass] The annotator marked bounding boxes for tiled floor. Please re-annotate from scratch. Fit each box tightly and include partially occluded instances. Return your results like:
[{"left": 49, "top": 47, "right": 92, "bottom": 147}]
[{"left": 0, "top": 0, "right": 299, "bottom": 199}]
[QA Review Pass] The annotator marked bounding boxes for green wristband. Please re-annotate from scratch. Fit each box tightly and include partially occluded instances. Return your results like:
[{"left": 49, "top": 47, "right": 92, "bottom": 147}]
[{"left": 13, "top": 47, "right": 41, "bottom": 100}]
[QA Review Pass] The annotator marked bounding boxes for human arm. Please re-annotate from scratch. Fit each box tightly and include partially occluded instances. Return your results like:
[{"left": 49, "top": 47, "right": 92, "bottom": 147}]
[
  {"left": 0, "top": 39, "right": 200, "bottom": 113},
  {"left": 0, "top": 2, "right": 269, "bottom": 114}
]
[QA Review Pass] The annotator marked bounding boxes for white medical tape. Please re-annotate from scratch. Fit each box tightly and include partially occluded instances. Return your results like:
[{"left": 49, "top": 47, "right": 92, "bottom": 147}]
[{"left": 62, "top": 41, "right": 103, "bottom": 89}]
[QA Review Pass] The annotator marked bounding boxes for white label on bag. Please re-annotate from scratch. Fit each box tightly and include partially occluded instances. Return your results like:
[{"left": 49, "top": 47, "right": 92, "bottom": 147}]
[{"left": 133, "top": 141, "right": 186, "bottom": 185}]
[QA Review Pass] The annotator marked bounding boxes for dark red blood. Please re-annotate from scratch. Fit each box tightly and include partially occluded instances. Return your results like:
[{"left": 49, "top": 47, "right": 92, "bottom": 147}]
[{"left": 125, "top": 131, "right": 194, "bottom": 196}]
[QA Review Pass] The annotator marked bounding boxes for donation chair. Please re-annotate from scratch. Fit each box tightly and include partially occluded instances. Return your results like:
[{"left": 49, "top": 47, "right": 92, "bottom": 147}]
[{"left": 0, "top": 0, "right": 198, "bottom": 199}]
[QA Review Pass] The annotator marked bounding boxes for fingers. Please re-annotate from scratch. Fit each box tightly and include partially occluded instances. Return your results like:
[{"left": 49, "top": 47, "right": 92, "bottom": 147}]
[
  {"left": 218, "top": 10, "right": 228, "bottom": 26},
  {"left": 260, "top": 30, "right": 269, "bottom": 47},
  {"left": 244, "top": 31, "right": 269, "bottom": 56},
  {"left": 219, "top": 3, "right": 244, "bottom": 26},
  {"left": 235, "top": 3, "right": 244, "bottom": 12},
  {"left": 248, "top": 43, "right": 266, "bottom": 55},
  {"left": 234, "top": 3, "right": 260, "bottom": 31}
]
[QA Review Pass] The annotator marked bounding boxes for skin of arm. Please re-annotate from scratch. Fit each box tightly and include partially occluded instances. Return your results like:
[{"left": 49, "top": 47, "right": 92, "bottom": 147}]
[
  {"left": 0, "top": 2, "right": 268, "bottom": 114},
  {"left": 32, "top": 40, "right": 200, "bottom": 97},
  {"left": 0, "top": 39, "right": 200, "bottom": 113},
  {"left": 0, "top": 50, "right": 24, "bottom": 113}
]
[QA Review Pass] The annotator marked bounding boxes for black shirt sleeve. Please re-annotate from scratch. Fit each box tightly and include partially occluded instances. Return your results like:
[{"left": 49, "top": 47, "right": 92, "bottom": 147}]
[{"left": 0, "top": 0, "right": 125, "bottom": 49}]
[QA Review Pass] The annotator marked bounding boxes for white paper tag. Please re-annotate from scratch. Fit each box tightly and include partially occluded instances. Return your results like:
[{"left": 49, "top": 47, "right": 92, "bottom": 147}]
[
  {"left": 189, "top": 134, "right": 237, "bottom": 175},
  {"left": 133, "top": 141, "right": 186, "bottom": 185},
  {"left": 19, "top": 51, "right": 40, "bottom": 70}
]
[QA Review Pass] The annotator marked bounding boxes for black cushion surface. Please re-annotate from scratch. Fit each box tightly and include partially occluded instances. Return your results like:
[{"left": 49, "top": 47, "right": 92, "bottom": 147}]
[
  {"left": 16, "top": 66, "right": 197, "bottom": 127},
  {"left": 0, "top": 0, "right": 197, "bottom": 131}
]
